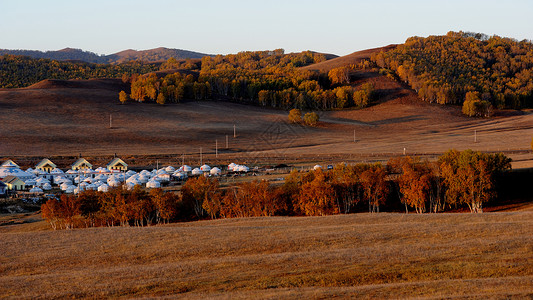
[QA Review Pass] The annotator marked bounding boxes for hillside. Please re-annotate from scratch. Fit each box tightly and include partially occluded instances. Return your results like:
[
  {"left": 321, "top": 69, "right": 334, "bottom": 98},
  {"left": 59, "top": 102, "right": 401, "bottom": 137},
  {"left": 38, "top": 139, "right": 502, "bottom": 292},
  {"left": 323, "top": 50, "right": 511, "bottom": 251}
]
[
  {"left": 1, "top": 70, "right": 532, "bottom": 170},
  {"left": 1, "top": 212, "right": 532, "bottom": 298},
  {"left": 0, "top": 47, "right": 211, "bottom": 64},
  {"left": 301, "top": 45, "right": 397, "bottom": 73}
]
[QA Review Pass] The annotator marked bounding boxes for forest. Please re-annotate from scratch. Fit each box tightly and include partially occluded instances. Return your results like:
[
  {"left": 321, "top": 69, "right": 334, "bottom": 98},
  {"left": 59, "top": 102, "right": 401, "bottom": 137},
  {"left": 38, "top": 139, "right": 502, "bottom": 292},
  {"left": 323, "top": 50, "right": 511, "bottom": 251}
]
[
  {"left": 0, "top": 55, "right": 159, "bottom": 88},
  {"left": 125, "top": 50, "right": 375, "bottom": 110},
  {"left": 41, "top": 150, "right": 512, "bottom": 229},
  {"left": 371, "top": 31, "right": 533, "bottom": 110}
]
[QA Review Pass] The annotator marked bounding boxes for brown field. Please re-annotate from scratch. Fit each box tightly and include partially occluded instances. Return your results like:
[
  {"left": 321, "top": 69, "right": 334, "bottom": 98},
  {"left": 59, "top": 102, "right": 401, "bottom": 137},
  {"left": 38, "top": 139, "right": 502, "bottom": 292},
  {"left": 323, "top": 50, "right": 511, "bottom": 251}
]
[
  {"left": 0, "top": 211, "right": 532, "bottom": 298},
  {"left": 0, "top": 70, "right": 532, "bottom": 170}
]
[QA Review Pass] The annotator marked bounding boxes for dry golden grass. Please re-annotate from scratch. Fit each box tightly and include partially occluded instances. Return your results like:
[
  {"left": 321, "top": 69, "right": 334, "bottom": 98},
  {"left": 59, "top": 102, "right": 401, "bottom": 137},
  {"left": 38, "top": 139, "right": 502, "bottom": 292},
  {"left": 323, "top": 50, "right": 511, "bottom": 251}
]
[{"left": 1, "top": 212, "right": 532, "bottom": 298}]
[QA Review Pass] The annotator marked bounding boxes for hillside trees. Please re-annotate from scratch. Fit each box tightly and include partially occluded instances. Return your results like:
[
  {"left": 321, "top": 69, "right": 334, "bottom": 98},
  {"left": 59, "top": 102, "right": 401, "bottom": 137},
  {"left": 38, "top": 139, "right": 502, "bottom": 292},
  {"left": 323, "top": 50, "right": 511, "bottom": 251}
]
[{"left": 371, "top": 32, "right": 533, "bottom": 112}]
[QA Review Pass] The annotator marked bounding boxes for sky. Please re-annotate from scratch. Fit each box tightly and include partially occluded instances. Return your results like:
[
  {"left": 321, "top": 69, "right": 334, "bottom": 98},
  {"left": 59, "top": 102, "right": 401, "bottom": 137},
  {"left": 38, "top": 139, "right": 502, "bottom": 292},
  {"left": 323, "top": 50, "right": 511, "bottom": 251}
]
[{"left": 1, "top": 0, "right": 532, "bottom": 56}]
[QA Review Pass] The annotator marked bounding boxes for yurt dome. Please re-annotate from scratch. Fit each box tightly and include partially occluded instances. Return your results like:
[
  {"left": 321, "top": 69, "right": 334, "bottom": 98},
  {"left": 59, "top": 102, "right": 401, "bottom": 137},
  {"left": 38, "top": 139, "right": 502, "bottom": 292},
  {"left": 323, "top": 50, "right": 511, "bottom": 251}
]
[
  {"left": 85, "top": 183, "right": 97, "bottom": 190},
  {"left": 182, "top": 165, "right": 192, "bottom": 172},
  {"left": 191, "top": 168, "right": 203, "bottom": 176},
  {"left": 107, "top": 178, "right": 122, "bottom": 187},
  {"left": 25, "top": 178, "right": 37, "bottom": 186},
  {"left": 228, "top": 163, "right": 236, "bottom": 170},
  {"left": 42, "top": 183, "right": 52, "bottom": 190},
  {"left": 164, "top": 166, "right": 175, "bottom": 173},
  {"left": 30, "top": 186, "right": 43, "bottom": 193},
  {"left": 313, "top": 165, "right": 322, "bottom": 170},
  {"left": 50, "top": 168, "right": 64, "bottom": 175},
  {"left": 26, "top": 167, "right": 34, "bottom": 173},
  {"left": 60, "top": 183, "right": 70, "bottom": 191},
  {"left": 95, "top": 174, "right": 108, "bottom": 182},
  {"left": 83, "top": 177, "right": 93, "bottom": 183},
  {"left": 0, "top": 167, "right": 33, "bottom": 181},
  {"left": 146, "top": 180, "right": 161, "bottom": 189},
  {"left": 138, "top": 175, "right": 150, "bottom": 184},
  {"left": 210, "top": 167, "right": 222, "bottom": 176},
  {"left": 235, "top": 165, "right": 249, "bottom": 172},
  {"left": 125, "top": 182, "right": 136, "bottom": 190},
  {"left": 200, "top": 164, "right": 211, "bottom": 172},
  {"left": 156, "top": 168, "right": 168, "bottom": 175},
  {"left": 140, "top": 170, "right": 151, "bottom": 176},
  {"left": 74, "top": 176, "right": 86, "bottom": 184},
  {"left": 173, "top": 171, "right": 187, "bottom": 179},
  {"left": 98, "top": 184, "right": 110, "bottom": 192},
  {"left": 65, "top": 186, "right": 76, "bottom": 194}
]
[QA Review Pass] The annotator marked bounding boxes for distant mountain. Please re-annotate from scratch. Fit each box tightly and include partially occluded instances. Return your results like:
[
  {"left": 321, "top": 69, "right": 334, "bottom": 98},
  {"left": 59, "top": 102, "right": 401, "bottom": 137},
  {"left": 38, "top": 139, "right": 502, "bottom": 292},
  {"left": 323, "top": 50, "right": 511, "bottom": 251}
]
[{"left": 0, "top": 47, "right": 211, "bottom": 64}]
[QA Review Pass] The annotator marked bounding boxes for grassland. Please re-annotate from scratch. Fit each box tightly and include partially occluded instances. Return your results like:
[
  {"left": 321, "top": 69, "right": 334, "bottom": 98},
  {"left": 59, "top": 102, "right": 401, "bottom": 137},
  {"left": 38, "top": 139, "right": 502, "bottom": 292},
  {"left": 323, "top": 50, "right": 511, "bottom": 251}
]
[{"left": 1, "top": 210, "right": 532, "bottom": 299}]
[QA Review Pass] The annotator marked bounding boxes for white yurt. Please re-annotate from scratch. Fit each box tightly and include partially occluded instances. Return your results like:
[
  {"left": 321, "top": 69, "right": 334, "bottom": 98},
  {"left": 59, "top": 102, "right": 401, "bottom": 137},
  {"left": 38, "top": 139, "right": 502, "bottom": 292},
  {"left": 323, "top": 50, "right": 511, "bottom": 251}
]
[
  {"left": 140, "top": 169, "right": 151, "bottom": 177},
  {"left": 228, "top": 163, "right": 236, "bottom": 171},
  {"left": 173, "top": 171, "right": 187, "bottom": 180},
  {"left": 98, "top": 184, "right": 110, "bottom": 192},
  {"left": 235, "top": 165, "right": 249, "bottom": 172},
  {"left": 74, "top": 175, "right": 86, "bottom": 184},
  {"left": 94, "top": 174, "right": 108, "bottom": 182},
  {"left": 94, "top": 167, "right": 107, "bottom": 173},
  {"left": 30, "top": 186, "right": 43, "bottom": 193},
  {"left": 164, "top": 166, "right": 175, "bottom": 173},
  {"left": 0, "top": 167, "right": 33, "bottom": 181},
  {"left": 42, "top": 183, "right": 52, "bottom": 190},
  {"left": 182, "top": 165, "right": 192, "bottom": 173},
  {"left": 50, "top": 168, "right": 64, "bottom": 175},
  {"left": 107, "top": 178, "right": 122, "bottom": 187},
  {"left": 25, "top": 178, "right": 37, "bottom": 187},
  {"left": 191, "top": 168, "right": 203, "bottom": 176},
  {"left": 65, "top": 186, "right": 76, "bottom": 194},
  {"left": 26, "top": 167, "right": 34, "bottom": 173},
  {"left": 210, "top": 167, "right": 222, "bottom": 176},
  {"left": 146, "top": 180, "right": 161, "bottom": 189},
  {"left": 125, "top": 182, "right": 136, "bottom": 190},
  {"left": 313, "top": 164, "right": 322, "bottom": 170},
  {"left": 200, "top": 164, "right": 211, "bottom": 172}
]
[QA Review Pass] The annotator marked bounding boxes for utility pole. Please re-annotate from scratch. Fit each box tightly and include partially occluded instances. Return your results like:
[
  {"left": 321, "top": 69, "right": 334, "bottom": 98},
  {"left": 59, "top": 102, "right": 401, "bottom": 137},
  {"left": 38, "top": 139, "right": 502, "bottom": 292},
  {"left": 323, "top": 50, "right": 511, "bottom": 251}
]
[
  {"left": 474, "top": 130, "right": 477, "bottom": 143},
  {"left": 109, "top": 114, "right": 112, "bottom": 129},
  {"left": 226, "top": 135, "right": 229, "bottom": 148},
  {"left": 233, "top": 124, "right": 236, "bottom": 138},
  {"left": 216, "top": 140, "right": 218, "bottom": 158},
  {"left": 353, "top": 129, "right": 356, "bottom": 143},
  {"left": 200, "top": 147, "right": 203, "bottom": 166},
  {"left": 182, "top": 153, "right": 184, "bottom": 166}
]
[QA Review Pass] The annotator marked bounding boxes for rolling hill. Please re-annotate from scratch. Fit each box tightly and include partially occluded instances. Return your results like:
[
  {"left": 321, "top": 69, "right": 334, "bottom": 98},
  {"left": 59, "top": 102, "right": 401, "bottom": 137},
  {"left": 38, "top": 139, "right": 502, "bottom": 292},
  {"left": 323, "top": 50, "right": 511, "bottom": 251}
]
[{"left": 0, "top": 47, "right": 211, "bottom": 64}]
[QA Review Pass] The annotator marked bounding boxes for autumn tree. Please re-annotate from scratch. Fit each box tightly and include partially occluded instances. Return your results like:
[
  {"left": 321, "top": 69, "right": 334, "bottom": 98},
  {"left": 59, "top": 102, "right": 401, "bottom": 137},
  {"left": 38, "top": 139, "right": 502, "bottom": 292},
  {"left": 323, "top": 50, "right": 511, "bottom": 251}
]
[
  {"left": 181, "top": 176, "right": 219, "bottom": 218},
  {"left": 288, "top": 108, "right": 302, "bottom": 123},
  {"left": 150, "top": 188, "right": 179, "bottom": 224},
  {"left": 119, "top": 90, "right": 129, "bottom": 104},
  {"left": 439, "top": 149, "right": 511, "bottom": 213},
  {"left": 303, "top": 112, "right": 319, "bottom": 126},
  {"left": 294, "top": 169, "right": 337, "bottom": 216},
  {"left": 328, "top": 67, "right": 350, "bottom": 85},
  {"left": 360, "top": 164, "right": 389, "bottom": 213},
  {"left": 395, "top": 157, "right": 433, "bottom": 213}
]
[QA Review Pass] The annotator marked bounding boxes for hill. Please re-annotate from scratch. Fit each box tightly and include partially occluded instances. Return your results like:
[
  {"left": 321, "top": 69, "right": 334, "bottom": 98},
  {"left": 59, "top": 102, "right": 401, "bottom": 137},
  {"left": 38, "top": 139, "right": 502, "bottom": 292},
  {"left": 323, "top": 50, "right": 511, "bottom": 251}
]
[
  {"left": 1, "top": 212, "right": 532, "bottom": 298},
  {"left": 301, "top": 45, "right": 397, "bottom": 73},
  {"left": 0, "top": 47, "right": 211, "bottom": 64},
  {"left": 1, "top": 69, "right": 532, "bottom": 170}
]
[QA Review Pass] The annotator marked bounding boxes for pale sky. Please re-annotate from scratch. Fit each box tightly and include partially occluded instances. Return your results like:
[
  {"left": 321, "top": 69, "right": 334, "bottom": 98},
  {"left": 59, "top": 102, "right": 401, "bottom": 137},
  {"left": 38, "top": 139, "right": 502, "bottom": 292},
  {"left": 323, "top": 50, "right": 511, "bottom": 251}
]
[{"left": 1, "top": 0, "right": 532, "bottom": 56}]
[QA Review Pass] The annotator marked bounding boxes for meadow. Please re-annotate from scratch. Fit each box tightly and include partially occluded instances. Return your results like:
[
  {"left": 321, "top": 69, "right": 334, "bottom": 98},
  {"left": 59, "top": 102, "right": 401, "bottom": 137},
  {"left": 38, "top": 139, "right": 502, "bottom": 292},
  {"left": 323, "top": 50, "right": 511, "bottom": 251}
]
[{"left": 1, "top": 210, "right": 532, "bottom": 298}]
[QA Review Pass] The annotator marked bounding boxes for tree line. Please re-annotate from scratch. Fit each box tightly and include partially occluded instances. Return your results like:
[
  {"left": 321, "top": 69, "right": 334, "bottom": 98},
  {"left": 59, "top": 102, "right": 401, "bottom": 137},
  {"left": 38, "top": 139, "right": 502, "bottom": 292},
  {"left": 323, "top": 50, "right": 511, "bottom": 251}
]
[
  {"left": 0, "top": 54, "right": 159, "bottom": 88},
  {"left": 371, "top": 31, "right": 533, "bottom": 113},
  {"left": 120, "top": 50, "right": 376, "bottom": 110},
  {"left": 41, "top": 150, "right": 511, "bottom": 229}
]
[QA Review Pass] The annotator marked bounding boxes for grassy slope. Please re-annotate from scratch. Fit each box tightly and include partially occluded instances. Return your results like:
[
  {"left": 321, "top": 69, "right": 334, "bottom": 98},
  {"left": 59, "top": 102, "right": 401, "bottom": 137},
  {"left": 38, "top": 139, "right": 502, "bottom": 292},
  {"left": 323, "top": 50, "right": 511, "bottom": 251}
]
[{"left": 1, "top": 212, "right": 532, "bottom": 298}]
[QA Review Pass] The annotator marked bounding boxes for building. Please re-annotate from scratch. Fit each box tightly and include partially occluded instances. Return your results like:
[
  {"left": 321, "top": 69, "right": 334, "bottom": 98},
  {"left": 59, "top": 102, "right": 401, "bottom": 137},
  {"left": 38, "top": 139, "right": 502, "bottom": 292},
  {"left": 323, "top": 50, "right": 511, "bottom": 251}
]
[
  {"left": 71, "top": 158, "right": 93, "bottom": 171},
  {"left": 107, "top": 157, "right": 128, "bottom": 171},
  {"left": 0, "top": 181, "right": 6, "bottom": 195},
  {"left": 2, "top": 176, "right": 26, "bottom": 191},
  {"left": 1, "top": 159, "right": 20, "bottom": 169},
  {"left": 35, "top": 158, "right": 57, "bottom": 173}
]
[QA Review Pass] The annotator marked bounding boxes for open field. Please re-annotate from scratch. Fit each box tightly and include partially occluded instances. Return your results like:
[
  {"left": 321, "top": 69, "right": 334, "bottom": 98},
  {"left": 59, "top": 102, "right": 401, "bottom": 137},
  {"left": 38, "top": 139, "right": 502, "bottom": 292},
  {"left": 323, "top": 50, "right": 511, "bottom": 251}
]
[
  {"left": 1, "top": 211, "right": 532, "bottom": 298},
  {"left": 1, "top": 72, "right": 532, "bottom": 170}
]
